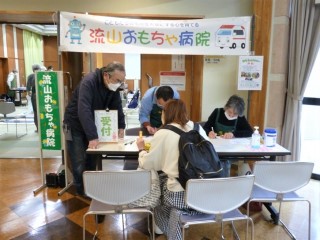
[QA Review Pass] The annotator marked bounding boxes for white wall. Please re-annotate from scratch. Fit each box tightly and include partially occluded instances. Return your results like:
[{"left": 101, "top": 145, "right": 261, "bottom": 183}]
[
  {"left": 1, "top": 0, "right": 252, "bottom": 17},
  {"left": 202, "top": 56, "right": 248, "bottom": 121}
]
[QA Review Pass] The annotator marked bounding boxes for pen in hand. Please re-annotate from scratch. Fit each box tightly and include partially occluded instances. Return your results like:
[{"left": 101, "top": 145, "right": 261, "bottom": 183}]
[
  {"left": 124, "top": 140, "right": 135, "bottom": 145},
  {"left": 211, "top": 127, "right": 217, "bottom": 139}
]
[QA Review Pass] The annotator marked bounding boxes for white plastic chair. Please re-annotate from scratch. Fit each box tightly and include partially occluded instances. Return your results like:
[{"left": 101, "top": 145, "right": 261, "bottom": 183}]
[
  {"left": 247, "top": 161, "right": 314, "bottom": 240},
  {"left": 180, "top": 175, "right": 255, "bottom": 240},
  {"left": 83, "top": 170, "right": 155, "bottom": 240},
  {"left": 0, "top": 101, "right": 27, "bottom": 138}
]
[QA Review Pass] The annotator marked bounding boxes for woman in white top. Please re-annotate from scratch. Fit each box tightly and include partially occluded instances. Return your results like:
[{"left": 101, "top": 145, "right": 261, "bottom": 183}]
[{"left": 136, "top": 99, "right": 208, "bottom": 240}]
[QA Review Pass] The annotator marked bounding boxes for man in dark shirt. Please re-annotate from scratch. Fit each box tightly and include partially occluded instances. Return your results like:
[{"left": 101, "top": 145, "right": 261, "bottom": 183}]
[
  {"left": 64, "top": 62, "right": 126, "bottom": 196},
  {"left": 26, "top": 64, "right": 41, "bottom": 132}
]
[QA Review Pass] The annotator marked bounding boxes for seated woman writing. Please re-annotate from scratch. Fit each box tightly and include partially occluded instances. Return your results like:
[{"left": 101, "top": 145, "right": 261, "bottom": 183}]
[
  {"left": 203, "top": 94, "right": 253, "bottom": 139},
  {"left": 203, "top": 94, "right": 253, "bottom": 176}
]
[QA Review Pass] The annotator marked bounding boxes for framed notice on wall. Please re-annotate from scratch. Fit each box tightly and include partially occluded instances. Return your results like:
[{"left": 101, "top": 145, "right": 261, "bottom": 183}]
[
  {"left": 95, "top": 110, "right": 118, "bottom": 142},
  {"left": 159, "top": 71, "right": 186, "bottom": 91},
  {"left": 237, "top": 56, "right": 264, "bottom": 90}
]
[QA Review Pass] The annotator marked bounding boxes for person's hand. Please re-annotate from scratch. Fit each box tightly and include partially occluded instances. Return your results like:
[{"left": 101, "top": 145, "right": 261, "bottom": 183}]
[
  {"left": 146, "top": 125, "right": 157, "bottom": 135},
  {"left": 118, "top": 129, "right": 124, "bottom": 139},
  {"left": 221, "top": 132, "right": 234, "bottom": 139},
  {"left": 88, "top": 139, "right": 99, "bottom": 149},
  {"left": 208, "top": 130, "right": 217, "bottom": 139},
  {"left": 136, "top": 137, "right": 145, "bottom": 151}
]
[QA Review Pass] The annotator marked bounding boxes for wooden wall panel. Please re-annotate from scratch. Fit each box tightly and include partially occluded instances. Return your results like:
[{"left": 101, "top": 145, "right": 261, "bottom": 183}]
[
  {"left": 190, "top": 55, "right": 203, "bottom": 122},
  {"left": 0, "top": 25, "right": 4, "bottom": 58},
  {"left": 5, "top": 25, "right": 14, "bottom": 60},
  {"left": 141, "top": 54, "right": 194, "bottom": 116},
  {"left": 16, "top": 28, "right": 25, "bottom": 86},
  {"left": 16, "top": 28, "right": 24, "bottom": 60},
  {"left": 248, "top": 0, "right": 273, "bottom": 131},
  {"left": 43, "top": 36, "right": 58, "bottom": 70},
  {"left": 0, "top": 59, "right": 5, "bottom": 94},
  {"left": 101, "top": 53, "right": 124, "bottom": 67}
]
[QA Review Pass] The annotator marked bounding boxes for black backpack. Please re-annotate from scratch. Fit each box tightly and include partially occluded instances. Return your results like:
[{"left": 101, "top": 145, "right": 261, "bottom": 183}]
[{"left": 163, "top": 123, "right": 224, "bottom": 189}]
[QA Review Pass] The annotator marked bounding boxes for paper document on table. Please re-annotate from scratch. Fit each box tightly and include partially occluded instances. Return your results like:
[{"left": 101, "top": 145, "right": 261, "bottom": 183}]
[
  {"left": 211, "top": 137, "right": 251, "bottom": 146},
  {"left": 229, "top": 138, "right": 251, "bottom": 145}
]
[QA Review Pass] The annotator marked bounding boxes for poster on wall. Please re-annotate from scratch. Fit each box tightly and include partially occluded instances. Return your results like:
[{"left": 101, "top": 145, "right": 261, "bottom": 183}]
[
  {"left": 94, "top": 110, "right": 118, "bottom": 142},
  {"left": 36, "top": 71, "right": 62, "bottom": 150},
  {"left": 237, "top": 56, "right": 264, "bottom": 90},
  {"left": 159, "top": 71, "right": 186, "bottom": 91},
  {"left": 60, "top": 11, "right": 251, "bottom": 56}
]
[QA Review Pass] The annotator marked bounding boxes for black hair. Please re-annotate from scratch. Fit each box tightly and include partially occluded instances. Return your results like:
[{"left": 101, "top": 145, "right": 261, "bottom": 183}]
[{"left": 156, "top": 86, "right": 174, "bottom": 101}]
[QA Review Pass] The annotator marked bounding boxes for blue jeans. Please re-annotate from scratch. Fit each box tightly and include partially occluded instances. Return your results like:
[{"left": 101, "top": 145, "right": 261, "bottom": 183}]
[{"left": 67, "top": 129, "right": 97, "bottom": 195}]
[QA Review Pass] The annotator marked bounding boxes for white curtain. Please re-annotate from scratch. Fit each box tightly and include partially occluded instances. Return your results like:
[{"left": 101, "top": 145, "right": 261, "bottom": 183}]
[
  {"left": 23, "top": 30, "right": 43, "bottom": 78},
  {"left": 281, "top": 0, "right": 320, "bottom": 161}
]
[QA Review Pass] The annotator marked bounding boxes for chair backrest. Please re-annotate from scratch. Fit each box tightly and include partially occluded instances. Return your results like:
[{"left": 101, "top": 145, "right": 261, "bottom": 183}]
[
  {"left": 253, "top": 161, "right": 314, "bottom": 193},
  {"left": 0, "top": 102, "right": 15, "bottom": 116},
  {"left": 185, "top": 175, "right": 255, "bottom": 214},
  {"left": 83, "top": 170, "right": 151, "bottom": 205},
  {"left": 125, "top": 127, "right": 143, "bottom": 136}
]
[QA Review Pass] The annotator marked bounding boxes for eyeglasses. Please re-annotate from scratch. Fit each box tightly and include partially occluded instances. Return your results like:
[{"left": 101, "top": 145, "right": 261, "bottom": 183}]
[{"left": 108, "top": 73, "right": 126, "bottom": 84}]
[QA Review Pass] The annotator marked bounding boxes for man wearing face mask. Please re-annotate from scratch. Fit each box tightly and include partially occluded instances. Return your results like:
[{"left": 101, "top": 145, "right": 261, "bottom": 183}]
[
  {"left": 63, "top": 62, "right": 126, "bottom": 196},
  {"left": 139, "top": 86, "right": 180, "bottom": 135}
]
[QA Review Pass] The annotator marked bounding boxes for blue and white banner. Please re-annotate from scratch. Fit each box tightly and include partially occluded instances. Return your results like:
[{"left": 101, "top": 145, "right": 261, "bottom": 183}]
[{"left": 59, "top": 11, "right": 251, "bottom": 55}]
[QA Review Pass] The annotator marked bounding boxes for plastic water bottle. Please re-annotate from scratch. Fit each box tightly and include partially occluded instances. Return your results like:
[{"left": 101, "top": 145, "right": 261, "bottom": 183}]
[{"left": 251, "top": 126, "right": 261, "bottom": 149}]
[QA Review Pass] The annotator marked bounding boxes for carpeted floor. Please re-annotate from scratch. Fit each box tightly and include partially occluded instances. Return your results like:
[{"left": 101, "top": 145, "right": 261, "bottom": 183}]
[{"left": 0, "top": 106, "right": 62, "bottom": 159}]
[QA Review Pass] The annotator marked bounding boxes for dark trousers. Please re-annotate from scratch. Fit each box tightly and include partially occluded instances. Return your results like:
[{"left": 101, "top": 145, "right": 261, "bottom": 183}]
[
  {"left": 31, "top": 93, "right": 38, "bottom": 130},
  {"left": 66, "top": 128, "right": 98, "bottom": 195}
]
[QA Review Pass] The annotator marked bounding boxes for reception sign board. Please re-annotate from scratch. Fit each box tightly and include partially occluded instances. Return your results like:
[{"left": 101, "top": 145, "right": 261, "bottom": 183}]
[{"left": 95, "top": 110, "right": 118, "bottom": 142}]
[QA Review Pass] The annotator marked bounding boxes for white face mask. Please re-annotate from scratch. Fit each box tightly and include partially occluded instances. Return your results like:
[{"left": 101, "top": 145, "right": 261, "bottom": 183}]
[
  {"left": 224, "top": 111, "right": 238, "bottom": 120},
  {"left": 107, "top": 82, "right": 121, "bottom": 91}
]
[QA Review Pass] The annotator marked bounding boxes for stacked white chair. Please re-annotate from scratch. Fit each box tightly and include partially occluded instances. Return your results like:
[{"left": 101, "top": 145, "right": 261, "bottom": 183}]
[{"left": 0, "top": 101, "right": 27, "bottom": 138}]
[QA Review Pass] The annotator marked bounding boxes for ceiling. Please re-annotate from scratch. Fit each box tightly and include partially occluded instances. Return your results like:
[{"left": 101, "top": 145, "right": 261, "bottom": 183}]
[
  {"left": 0, "top": 10, "right": 202, "bottom": 36},
  {"left": 14, "top": 24, "right": 57, "bottom": 36},
  {"left": 0, "top": 11, "right": 57, "bottom": 36},
  {"left": 0, "top": 11, "right": 56, "bottom": 24}
]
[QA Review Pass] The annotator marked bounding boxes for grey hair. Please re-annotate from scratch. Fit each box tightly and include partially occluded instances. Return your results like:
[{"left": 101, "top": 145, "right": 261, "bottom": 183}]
[
  {"left": 101, "top": 62, "right": 125, "bottom": 75},
  {"left": 224, "top": 94, "right": 246, "bottom": 116},
  {"left": 32, "top": 64, "right": 41, "bottom": 72}
]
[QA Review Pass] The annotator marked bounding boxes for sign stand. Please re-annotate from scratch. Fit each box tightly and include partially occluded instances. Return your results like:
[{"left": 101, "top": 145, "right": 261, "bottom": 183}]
[{"left": 33, "top": 71, "right": 72, "bottom": 196}]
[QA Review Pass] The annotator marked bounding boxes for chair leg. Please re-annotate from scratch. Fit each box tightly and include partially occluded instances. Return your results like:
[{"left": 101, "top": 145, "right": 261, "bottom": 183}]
[
  {"left": 149, "top": 212, "right": 155, "bottom": 240},
  {"left": 181, "top": 224, "right": 187, "bottom": 240},
  {"left": 277, "top": 200, "right": 312, "bottom": 240},
  {"left": 231, "top": 221, "right": 240, "bottom": 240},
  {"left": 278, "top": 201, "right": 298, "bottom": 240},
  {"left": 220, "top": 221, "right": 225, "bottom": 240},
  {"left": 248, "top": 217, "right": 254, "bottom": 240},
  {"left": 15, "top": 116, "right": 27, "bottom": 138},
  {"left": 121, "top": 213, "right": 126, "bottom": 240},
  {"left": 83, "top": 214, "right": 86, "bottom": 240}
]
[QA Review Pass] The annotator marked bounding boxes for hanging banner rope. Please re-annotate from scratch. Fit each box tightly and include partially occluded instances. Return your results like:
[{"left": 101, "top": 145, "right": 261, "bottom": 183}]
[{"left": 59, "top": 11, "right": 251, "bottom": 56}]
